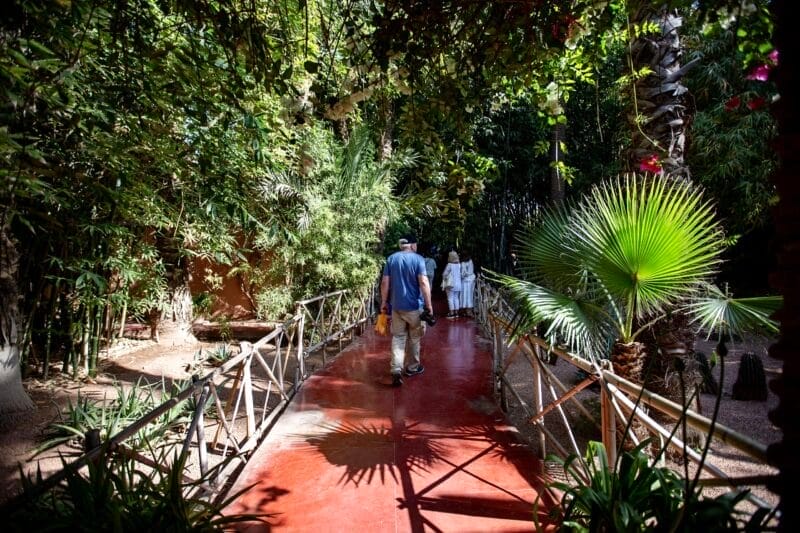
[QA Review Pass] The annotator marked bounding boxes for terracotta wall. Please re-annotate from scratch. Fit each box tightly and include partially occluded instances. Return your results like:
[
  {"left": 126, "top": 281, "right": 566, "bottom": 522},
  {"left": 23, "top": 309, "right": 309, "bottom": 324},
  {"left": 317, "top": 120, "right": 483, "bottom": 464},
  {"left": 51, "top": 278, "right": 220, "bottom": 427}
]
[{"left": 189, "top": 257, "right": 256, "bottom": 320}]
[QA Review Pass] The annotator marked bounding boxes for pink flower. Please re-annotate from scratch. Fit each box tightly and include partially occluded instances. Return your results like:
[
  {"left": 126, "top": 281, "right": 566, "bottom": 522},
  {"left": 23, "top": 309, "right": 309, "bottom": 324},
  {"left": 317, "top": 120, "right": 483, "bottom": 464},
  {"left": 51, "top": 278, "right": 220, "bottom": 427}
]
[
  {"left": 768, "top": 49, "right": 779, "bottom": 65},
  {"left": 747, "top": 97, "right": 766, "bottom": 111},
  {"left": 745, "top": 64, "right": 771, "bottom": 82},
  {"left": 639, "top": 155, "right": 661, "bottom": 173},
  {"left": 725, "top": 96, "right": 741, "bottom": 112}
]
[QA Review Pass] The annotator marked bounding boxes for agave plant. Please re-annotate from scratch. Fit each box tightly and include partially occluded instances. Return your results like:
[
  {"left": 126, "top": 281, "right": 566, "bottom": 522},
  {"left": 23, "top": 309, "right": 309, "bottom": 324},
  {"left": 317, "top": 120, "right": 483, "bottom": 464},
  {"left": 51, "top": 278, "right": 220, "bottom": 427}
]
[
  {"left": 7, "top": 448, "right": 267, "bottom": 531},
  {"left": 541, "top": 440, "right": 767, "bottom": 532},
  {"left": 33, "top": 377, "right": 195, "bottom": 456},
  {"left": 490, "top": 174, "right": 780, "bottom": 381}
]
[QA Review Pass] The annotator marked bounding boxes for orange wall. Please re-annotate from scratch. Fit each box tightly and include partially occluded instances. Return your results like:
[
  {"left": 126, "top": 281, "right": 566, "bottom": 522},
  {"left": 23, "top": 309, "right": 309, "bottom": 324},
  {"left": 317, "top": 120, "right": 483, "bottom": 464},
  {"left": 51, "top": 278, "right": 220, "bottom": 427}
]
[{"left": 189, "top": 257, "right": 257, "bottom": 320}]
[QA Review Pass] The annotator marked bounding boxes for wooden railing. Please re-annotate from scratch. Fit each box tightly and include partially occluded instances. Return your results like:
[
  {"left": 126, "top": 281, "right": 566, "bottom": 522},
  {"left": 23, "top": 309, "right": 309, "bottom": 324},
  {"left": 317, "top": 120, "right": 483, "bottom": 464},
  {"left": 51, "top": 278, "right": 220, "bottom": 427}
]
[
  {"left": 294, "top": 285, "right": 378, "bottom": 372},
  {"left": 9, "top": 286, "right": 378, "bottom": 508},
  {"left": 5, "top": 315, "right": 303, "bottom": 507},
  {"left": 16, "top": 275, "right": 775, "bottom": 522},
  {"left": 474, "top": 275, "right": 779, "bottom": 520}
]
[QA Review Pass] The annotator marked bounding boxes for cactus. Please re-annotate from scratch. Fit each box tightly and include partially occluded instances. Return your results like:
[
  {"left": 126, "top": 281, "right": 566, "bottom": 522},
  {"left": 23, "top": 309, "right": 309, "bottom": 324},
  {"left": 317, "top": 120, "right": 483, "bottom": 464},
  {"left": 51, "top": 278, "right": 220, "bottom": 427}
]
[
  {"left": 694, "top": 350, "right": 719, "bottom": 395},
  {"left": 731, "top": 352, "right": 768, "bottom": 401}
]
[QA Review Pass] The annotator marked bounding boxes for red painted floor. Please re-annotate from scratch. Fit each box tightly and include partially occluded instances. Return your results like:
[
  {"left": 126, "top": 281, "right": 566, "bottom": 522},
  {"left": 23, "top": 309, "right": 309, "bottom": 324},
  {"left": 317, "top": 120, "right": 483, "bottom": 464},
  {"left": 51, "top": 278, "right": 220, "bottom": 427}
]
[{"left": 225, "top": 300, "right": 557, "bottom": 532}]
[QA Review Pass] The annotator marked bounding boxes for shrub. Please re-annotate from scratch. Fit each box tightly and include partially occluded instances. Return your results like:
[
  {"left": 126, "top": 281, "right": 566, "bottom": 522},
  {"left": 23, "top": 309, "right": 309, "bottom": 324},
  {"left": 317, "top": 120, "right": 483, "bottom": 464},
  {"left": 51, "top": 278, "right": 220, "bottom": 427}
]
[
  {"left": 33, "top": 377, "right": 190, "bottom": 456},
  {"left": 6, "top": 449, "right": 266, "bottom": 532},
  {"left": 539, "top": 440, "right": 770, "bottom": 532}
]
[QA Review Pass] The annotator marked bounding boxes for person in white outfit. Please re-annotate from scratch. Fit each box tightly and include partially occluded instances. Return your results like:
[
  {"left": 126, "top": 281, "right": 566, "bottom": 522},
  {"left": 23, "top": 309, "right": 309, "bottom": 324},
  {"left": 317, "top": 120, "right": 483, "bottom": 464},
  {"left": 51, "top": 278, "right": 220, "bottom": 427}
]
[
  {"left": 441, "top": 250, "right": 462, "bottom": 318},
  {"left": 459, "top": 251, "right": 476, "bottom": 318}
]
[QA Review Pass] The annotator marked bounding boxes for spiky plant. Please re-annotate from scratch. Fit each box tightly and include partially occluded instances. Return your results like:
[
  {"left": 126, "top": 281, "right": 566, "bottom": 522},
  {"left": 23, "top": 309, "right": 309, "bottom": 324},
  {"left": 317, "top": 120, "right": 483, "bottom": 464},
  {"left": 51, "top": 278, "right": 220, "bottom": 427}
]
[
  {"left": 491, "top": 174, "right": 780, "bottom": 386},
  {"left": 493, "top": 174, "right": 723, "bottom": 368},
  {"left": 33, "top": 377, "right": 195, "bottom": 456},
  {"left": 540, "top": 440, "right": 769, "bottom": 532},
  {"left": 7, "top": 449, "right": 267, "bottom": 531}
]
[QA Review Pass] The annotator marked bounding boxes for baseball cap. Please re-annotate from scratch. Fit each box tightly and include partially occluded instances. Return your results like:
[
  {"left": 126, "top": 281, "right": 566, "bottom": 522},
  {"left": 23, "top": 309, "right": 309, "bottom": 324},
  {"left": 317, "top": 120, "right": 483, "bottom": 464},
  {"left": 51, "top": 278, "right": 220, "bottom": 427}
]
[{"left": 399, "top": 233, "right": 418, "bottom": 246}]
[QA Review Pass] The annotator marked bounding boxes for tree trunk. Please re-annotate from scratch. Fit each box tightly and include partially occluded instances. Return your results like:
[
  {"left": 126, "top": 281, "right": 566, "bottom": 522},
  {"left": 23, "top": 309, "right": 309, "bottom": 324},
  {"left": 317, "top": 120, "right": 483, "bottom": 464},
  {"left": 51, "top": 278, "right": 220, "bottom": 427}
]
[
  {"left": 377, "top": 90, "right": 394, "bottom": 162},
  {"left": 623, "top": 1, "right": 701, "bottom": 417},
  {"left": 158, "top": 270, "right": 197, "bottom": 346},
  {"left": 154, "top": 236, "right": 197, "bottom": 346},
  {"left": 639, "top": 311, "right": 705, "bottom": 450},
  {"left": 610, "top": 340, "right": 649, "bottom": 448},
  {"left": 550, "top": 122, "right": 566, "bottom": 203},
  {"left": 0, "top": 225, "right": 34, "bottom": 425},
  {"left": 627, "top": 4, "right": 695, "bottom": 179},
  {"left": 610, "top": 340, "right": 646, "bottom": 384},
  {"left": 640, "top": 311, "right": 701, "bottom": 400}
]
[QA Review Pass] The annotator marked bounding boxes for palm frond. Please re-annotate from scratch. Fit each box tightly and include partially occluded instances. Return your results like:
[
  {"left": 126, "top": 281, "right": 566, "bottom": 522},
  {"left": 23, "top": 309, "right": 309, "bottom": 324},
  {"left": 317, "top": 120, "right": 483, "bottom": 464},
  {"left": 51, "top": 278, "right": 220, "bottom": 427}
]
[
  {"left": 514, "top": 202, "right": 587, "bottom": 291},
  {"left": 487, "top": 271, "right": 616, "bottom": 360},
  {"left": 257, "top": 170, "right": 311, "bottom": 231},
  {"left": 337, "top": 127, "right": 373, "bottom": 197},
  {"left": 336, "top": 126, "right": 413, "bottom": 198},
  {"left": 576, "top": 174, "right": 723, "bottom": 318},
  {"left": 686, "top": 283, "right": 782, "bottom": 338}
]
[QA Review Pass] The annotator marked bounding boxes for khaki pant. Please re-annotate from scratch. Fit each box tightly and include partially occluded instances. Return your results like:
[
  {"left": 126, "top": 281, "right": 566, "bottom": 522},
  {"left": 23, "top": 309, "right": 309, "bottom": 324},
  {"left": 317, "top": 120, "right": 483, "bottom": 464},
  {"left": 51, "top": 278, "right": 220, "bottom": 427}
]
[{"left": 390, "top": 309, "right": 426, "bottom": 375}]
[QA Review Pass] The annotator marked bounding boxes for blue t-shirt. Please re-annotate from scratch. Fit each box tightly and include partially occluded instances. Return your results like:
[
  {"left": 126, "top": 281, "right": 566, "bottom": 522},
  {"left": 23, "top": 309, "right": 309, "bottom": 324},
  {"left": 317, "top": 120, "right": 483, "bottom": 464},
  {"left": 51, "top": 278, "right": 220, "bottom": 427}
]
[{"left": 383, "top": 251, "right": 426, "bottom": 311}]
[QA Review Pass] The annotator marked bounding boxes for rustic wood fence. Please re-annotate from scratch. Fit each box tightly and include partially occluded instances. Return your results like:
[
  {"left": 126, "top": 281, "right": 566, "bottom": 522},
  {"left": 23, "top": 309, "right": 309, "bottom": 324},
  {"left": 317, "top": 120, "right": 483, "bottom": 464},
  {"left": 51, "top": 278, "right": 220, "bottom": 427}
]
[
  {"left": 6, "top": 286, "right": 378, "bottom": 508},
  {"left": 474, "top": 275, "right": 778, "bottom": 522}
]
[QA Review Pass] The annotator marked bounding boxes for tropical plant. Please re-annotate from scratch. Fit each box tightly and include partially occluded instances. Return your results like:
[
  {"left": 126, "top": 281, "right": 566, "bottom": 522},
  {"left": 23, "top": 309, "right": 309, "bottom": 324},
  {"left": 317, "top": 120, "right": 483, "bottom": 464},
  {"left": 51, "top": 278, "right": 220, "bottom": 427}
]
[
  {"left": 204, "top": 344, "right": 234, "bottom": 367},
  {"left": 6, "top": 449, "right": 266, "bottom": 532},
  {"left": 185, "top": 344, "right": 233, "bottom": 374},
  {"left": 33, "top": 377, "right": 191, "bottom": 455},
  {"left": 610, "top": 1, "right": 778, "bottom": 412},
  {"left": 541, "top": 440, "right": 768, "bottom": 532},
  {"left": 252, "top": 123, "right": 401, "bottom": 303},
  {"left": 490, "top": 174, "right": 779, "bottom": 381}
]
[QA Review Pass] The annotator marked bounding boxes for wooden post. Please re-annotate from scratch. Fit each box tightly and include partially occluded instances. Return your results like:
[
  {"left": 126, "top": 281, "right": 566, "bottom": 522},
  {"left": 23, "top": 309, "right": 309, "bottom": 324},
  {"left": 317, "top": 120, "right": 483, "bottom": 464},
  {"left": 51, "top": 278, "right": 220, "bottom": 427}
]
[
  {"left": 296, "top": 309, "right": 306, "bottom": 379},
  {"left": 601, "top": 385, "right": 617, "bottom": 466},
  {"left": 196, "top": 382, "right": 209, "bottom": 479},
  {"left": 240, "top": 341, "right": 256, "bottom": 437},
  {"left": 491, "top": 320, "right": 500, "bottom": 386},
  {"left": 212, "top": 365, "right": 243, "bottom": 448},
  {"left": 533, "top": 344, "right": 546, "bottom": 459}
]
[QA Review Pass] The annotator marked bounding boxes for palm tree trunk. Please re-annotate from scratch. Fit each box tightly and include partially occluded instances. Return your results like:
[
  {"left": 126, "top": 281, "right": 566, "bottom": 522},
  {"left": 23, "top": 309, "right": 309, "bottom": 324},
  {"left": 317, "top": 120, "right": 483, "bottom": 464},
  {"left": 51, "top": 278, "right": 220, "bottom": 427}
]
[
  {"left": 610, "top": 340, "right": 645, "bottom": 383},
  {"left": 609, "top": 340, "right": 650, "bottom": 449},
  {"left": 625, "top": 1, "right": 699, "bottom": 381},
  {"left": 617, "top": 2, "right": 702, "bottom": 448},
  {"left": 626, "top": 3, "right": 697, "bottom": 179}
]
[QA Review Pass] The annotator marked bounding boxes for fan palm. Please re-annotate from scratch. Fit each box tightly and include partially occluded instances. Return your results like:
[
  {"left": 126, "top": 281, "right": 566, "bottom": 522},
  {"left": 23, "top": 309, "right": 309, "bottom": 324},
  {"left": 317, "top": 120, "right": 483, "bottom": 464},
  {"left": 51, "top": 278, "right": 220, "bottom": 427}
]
[{"left": 491, "top": 173, "right": 779, "bottom": 383}]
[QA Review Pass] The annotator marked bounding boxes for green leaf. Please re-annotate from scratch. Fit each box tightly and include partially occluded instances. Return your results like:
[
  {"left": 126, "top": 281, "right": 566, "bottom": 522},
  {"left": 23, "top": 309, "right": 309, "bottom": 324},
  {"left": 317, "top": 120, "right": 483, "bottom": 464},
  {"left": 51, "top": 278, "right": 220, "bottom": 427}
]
[{"left": 686, "top": 284, "right": 782, "bottom": 337}]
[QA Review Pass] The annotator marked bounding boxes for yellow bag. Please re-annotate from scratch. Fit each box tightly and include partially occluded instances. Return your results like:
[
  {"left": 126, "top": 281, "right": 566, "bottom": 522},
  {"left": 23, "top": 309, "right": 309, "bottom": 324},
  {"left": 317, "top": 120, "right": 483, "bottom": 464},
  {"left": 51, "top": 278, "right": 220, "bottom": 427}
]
[{"left": 374, "top": 312, "right": 389, "bottom": 336}]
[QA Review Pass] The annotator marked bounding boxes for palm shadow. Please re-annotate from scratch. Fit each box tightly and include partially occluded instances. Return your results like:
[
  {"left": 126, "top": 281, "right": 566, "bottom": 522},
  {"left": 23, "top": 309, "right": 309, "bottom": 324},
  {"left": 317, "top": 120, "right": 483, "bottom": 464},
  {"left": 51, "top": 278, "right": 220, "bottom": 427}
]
[{"left": 291, "top": 418, "right": 556, "bottom": 529}]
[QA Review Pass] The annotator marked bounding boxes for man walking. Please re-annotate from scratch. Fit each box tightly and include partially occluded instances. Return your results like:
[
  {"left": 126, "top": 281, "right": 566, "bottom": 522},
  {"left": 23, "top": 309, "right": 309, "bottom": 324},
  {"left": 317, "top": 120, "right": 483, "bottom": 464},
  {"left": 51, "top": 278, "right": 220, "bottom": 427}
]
[{"left": 380, "top": 234, "right": 433, "bottom": 387}]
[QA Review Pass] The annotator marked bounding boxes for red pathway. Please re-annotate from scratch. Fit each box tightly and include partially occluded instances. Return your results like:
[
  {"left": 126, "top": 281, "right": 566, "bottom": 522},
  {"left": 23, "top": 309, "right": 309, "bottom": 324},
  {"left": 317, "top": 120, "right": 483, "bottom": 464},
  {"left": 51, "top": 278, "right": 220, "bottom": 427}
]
[{"left": 225, "top": 301, "right": 557, "bottom": 532}]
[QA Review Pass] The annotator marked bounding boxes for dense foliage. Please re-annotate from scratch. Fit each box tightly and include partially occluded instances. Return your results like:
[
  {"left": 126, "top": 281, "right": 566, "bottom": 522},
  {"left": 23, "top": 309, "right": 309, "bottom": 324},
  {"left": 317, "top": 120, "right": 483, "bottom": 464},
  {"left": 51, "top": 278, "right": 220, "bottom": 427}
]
[
  {"left": 0, "top": 0, "right": 779, "bottom": 380},
  {"left": 7, "top": 451, "right": 265, "bottom": 531},
  {"left": 1, "top": 1, "right": 401, "bottom": 376},
  {"left": 0, "top": 0, "right": 787, "bottom": 530}
]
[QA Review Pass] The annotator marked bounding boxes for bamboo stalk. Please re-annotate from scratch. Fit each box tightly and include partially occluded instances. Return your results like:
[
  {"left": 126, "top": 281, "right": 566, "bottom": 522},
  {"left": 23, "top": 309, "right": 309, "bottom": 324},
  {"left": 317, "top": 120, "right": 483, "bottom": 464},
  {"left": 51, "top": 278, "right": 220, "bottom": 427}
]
[{"left": 117, "top": 297, "right": 128, "bottom": 340}]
